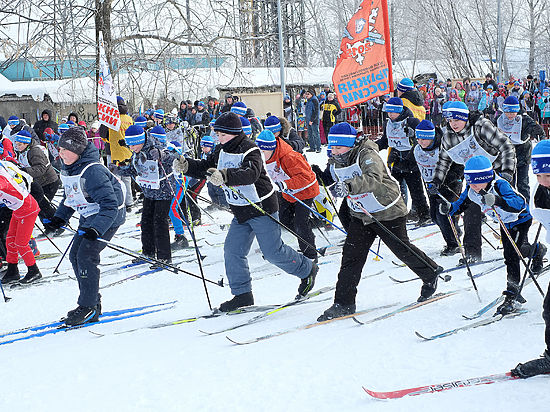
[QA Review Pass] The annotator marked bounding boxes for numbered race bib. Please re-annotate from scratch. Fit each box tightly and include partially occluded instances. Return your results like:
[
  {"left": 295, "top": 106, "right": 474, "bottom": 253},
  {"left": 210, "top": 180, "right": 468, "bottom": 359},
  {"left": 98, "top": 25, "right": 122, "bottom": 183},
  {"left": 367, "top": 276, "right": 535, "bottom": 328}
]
[
  {"left": 497, "top": 114, "right": 523, "bottom": 145},
  {"left": 134, "top": 158, "right": 160, "bottom": 190},
  {"left": 386, "top": 119, "right": 411, "bottom": 151},
  {"left": 413, "top": 145, "right": 439, "bottom": 183},
  {"left": 446, "top": 134, "right": 497, "bottom": 165}
]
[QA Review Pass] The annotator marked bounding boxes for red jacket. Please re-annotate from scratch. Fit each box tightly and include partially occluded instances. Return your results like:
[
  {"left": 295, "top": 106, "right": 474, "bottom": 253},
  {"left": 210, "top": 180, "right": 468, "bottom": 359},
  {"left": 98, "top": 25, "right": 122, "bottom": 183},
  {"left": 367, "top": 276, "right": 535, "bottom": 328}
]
[
  {"left": 0, "top": 164, "right": 39, "bottom": 217},
  {"left": 265, "top": 138, "right": 319, "bottom": 202}
]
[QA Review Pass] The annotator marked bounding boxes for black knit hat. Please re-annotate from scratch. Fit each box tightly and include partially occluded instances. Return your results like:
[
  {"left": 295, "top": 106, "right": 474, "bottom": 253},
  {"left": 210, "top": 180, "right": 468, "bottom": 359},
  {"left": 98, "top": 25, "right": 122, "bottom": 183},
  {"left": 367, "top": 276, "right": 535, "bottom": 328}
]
[
  {"left": 58, "top": 126, "right": 88, "bottom": 155},
  {"left": 214, "top": 112, "right": 243, "bottom": 135}
]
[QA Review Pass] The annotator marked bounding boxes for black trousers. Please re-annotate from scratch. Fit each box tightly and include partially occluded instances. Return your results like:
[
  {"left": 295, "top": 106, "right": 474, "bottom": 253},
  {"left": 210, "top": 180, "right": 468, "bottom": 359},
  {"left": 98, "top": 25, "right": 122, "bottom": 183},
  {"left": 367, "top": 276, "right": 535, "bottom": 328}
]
[
  {"left": 70, "top": 225, "right": 119, "bottom": 307},
  {"left": 429, "top": 195, "right": 459, "bottom": 248},
  {"left": 141, "top": 198, "right": 172, "bottom": 261},
  {"left": 463, "top": 201, "right": 482, "bottom": 258},
  {"left": 500, "top": 219, "right": 531, "bottom": 288},
  {"left": 279, "top": 196, "right": 317, "bottom": 259},
  {"left": 334, "top": 215, "right": 438, "bottom": 305},
  {"left": 392, "top": 169, "right": 429, "bottom": 218}
]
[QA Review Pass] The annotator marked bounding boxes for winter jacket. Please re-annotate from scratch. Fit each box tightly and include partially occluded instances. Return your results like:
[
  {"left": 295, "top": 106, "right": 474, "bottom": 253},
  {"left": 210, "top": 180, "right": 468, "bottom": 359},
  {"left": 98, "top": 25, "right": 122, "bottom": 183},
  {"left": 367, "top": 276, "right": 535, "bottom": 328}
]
[
  {"left": 497, "top": 112, "right": 545, "bottom": 168},
  {"left": 279, "top": 117, "right": 305, "bottom": 153},
  {"left": 10, "top": 123, "right": 39, "bottom": 143},
  {"left": 0, "top": 161, "right": 38, "bottom": 217},
  {"left": 55, "top": 143, "right": 125, "bottom": 235},
  {"left": 87, "top": 130, "right": 105, "bottom": 151},
  {"left": 283, "top": 100, "right": 294, "bottom": 123},
  {"left": 433, "top": 112, "right": 516, "bottom": 187},
  {"left": 15, "top": 139, "right": 58, "bottom": 186},
  {"left": 33, "top": 110, "right": 58, "bottom": 142},
  {"left": 99, "top": 113, "right": 133, "bottom": 163},
  {"left": 189, "top": 110, "right": 210, "bottom": 127},
  {"left": 265, "top": 137, "right": 319, "bottom": 203},
  {"left": 185, "top": 132, "right": 278, "bottom": 224},
  {"left": 400, "top": 89, "right": 426, "bottom": 120},
  {"left": 119, "top": 134, "right": 178, "bottom": 201},
  {"left": 377, "top": 106, "right": 420, "bottom": 173},
  {"left": 0, "top": 136, "right": 15, "bottom": 160},
  {"left": 430, "top": 94, "right": 445, "bottom": 116},
  {"left": 305, "top": 95, "right": 320, "bottom": 123},
  {"left": 330, "top": 138, "right": 407, "bottom": 224},
  {"left": 321, "top": 98, "right": 341, "bottom": 124},
  {"left": 245, "top": 108, "right": 263, "bottom": 137},
  {"left": 449, "top": 176, "right": 530, "bottom": 229}
]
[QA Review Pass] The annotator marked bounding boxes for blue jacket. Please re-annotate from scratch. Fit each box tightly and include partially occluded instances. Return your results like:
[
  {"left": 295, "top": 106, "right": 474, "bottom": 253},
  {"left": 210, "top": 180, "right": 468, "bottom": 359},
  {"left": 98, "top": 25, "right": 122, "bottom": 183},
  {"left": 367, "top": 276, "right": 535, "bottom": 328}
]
[
  {"left": 55, "top": 143, "right": 126, "bottom": 235},
  {"left": 305, "top": 95, "right": 320, "bottom": 123}
]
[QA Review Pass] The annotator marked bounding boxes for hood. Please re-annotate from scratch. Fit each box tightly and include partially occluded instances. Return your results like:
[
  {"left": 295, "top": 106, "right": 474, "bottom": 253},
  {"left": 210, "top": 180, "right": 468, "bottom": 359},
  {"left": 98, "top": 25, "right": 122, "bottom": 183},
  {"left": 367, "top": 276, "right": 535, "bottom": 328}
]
[
  {"left": 68, "top": 112, "right": 79, "bottom": 123},
  {"left": 41, "top": 109, "right": 53, "bottom": 121},
  {"left": 62, "top": 142, "right": 100, "bottom": 175},
  {"left": 400, "top": 89, "right": 424, "bottom": 106}
]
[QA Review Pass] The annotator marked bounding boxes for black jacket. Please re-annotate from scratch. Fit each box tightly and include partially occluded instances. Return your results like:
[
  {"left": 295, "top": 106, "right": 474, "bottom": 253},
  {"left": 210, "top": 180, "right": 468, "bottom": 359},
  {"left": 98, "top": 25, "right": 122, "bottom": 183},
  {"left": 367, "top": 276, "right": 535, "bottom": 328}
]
[
  {"left": 33, "top": 109, "right": 58, "bottom": 142},
  {"left": 185, "top": 133, "right": 278, "bottom": 223},
  {"left": 11, "top": 123, "right": 39, "bottom": 142}
]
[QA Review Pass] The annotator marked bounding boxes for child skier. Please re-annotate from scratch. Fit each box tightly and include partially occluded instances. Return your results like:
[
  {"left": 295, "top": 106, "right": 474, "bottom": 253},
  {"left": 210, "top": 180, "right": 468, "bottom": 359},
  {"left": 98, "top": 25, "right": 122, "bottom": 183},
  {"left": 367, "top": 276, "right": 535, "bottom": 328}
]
[
  {"left": 317, "top": 122, "right": 441, "bottom": 321},
  {"left": 165, "top": 141, "right": 189, "bottom": 250},
  {"left": 172, "top": 112, "right": 318, "bottom": 311},
  {"left": 440, "top": 155, "right": 544, "bottom": 315},
  {"left": 256, "top": 129, "right": 320, "bottom": 261},
  {"left": 511, "top": 140, "right": 550, "bottom": 378},
  {"left": 43, "top": 127, "right": 126, "bottom": 325}
]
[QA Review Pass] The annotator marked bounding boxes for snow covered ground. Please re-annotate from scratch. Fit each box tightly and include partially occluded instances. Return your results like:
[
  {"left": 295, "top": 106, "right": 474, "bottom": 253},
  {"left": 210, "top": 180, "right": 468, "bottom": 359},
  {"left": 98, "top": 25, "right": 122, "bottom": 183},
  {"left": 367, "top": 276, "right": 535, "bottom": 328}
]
[{"left": 0, "top": 151, "right": 549, "bottom": 411}]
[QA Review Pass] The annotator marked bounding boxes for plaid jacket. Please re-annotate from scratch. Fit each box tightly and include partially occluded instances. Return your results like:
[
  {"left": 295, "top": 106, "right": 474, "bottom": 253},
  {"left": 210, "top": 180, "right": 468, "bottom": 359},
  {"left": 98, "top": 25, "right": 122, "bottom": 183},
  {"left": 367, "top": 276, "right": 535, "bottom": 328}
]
[{"left": 433, "top": 113, "right": 516, "bottom": 186}]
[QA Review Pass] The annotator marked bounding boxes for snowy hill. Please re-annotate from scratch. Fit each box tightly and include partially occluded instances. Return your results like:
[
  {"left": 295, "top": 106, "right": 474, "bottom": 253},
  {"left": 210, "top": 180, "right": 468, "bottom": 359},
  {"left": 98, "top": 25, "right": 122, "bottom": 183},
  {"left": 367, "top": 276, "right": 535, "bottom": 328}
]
[{"left": 0, "top": 151, "right": 549, "bottom": 411}]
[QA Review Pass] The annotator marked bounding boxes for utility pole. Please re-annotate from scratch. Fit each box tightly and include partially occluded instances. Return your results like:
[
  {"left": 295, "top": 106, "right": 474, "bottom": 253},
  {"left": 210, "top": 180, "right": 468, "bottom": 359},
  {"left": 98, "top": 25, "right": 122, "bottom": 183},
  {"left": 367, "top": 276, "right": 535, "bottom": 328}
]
[
  {"left": 277, "top": 0, "right": 286, "bottom": 96},
  {"left": 497, "top": 0, "right": 502, "bottom": 82}
]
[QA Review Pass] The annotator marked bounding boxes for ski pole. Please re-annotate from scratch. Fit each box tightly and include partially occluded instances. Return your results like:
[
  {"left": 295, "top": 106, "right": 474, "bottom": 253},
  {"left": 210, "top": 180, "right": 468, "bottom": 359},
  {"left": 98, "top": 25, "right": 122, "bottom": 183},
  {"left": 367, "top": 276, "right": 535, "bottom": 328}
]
[
  {"left": 160, "top": 163, "right": 214, "bottom": 309},
  {"left": 345, "top": 195, "right": 444, "bottom": 279},
  {"left": 224, "top": 184, "right": 327, "bottom": 256},
  {"left": 317, "top": 175, "right": 345, "bottom": 228},
  {"left": 53, "top": 235, "right": 74, "bottom": 274},
  {"left": 373, "top": 238, "right": 382, "bottom": 261},
  {"left": 282, "top": 189, "right": 383, "bottom": 259},
  {"left": 489, "top": 206, "right": 545, "bottom": 297},
  {"left": 0, "top": 278, "right": 10, "bottom": 302},
  {"left": 517, "top": 223, "right": 542, "bottom": 298},
  {"left": 34, "top": 223, "right": 63, "bottom": 254},
  {"left": 184, "top": 187, "right": 224, "bottom": 230}
]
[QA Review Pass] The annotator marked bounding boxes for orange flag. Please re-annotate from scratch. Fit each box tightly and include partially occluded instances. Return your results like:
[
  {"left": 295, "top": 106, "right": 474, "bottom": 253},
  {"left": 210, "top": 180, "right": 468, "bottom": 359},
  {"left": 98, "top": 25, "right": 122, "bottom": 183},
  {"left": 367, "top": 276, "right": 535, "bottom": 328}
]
[{"left": 332, "top": 0, "right": 393, "bottom": 109}]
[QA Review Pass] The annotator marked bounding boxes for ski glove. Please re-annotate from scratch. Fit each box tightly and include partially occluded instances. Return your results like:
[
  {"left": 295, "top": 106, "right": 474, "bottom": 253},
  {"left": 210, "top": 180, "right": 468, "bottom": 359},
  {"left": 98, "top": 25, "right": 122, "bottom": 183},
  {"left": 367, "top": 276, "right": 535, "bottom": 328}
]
[
  {"left": 80, "top": 227, "right": 99, "bottom": 241},
  {"left": 481, "top": 192, "right": 501, "bottom": 208},
  {"left": 438, "top": 199, "right": 451, "bottom": 215},
  {"left": 172, "top": 156, "right": 188, "bottom": 174},
  {"left": 275, "top": 181, "right": 287, "bottom": 192},
  {"left": 426, "top": 182, "right": 440, "bottom": 197},
  {"left": 207, "top": 168, "right": 226, "bottom": 186},
  {"left": 43, "top": 216, "right": 66, "bottom": 231},
  {"left": 149, "top": 148, "right": 161, "bottom": 161},
  {"left": 333, "top": 181, "right": 349, "bottom": 198}
]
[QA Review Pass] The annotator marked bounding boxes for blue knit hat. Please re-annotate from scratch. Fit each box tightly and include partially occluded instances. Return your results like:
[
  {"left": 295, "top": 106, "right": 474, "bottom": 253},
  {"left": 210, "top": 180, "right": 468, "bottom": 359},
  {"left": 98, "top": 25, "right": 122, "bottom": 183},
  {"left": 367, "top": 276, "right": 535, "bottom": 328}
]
[
  {"left": 415, "top": 120, "right": 436, "bottom": 140},
  {"left": 255, "top": 130, "right": 277, "bottom": 151},
  {"left": 66, "top": 120, "right": 76, "bottom": 127},
  {"left": 503, "top": 96, "right": 520, "bottom": 113},
  {"left": 284, "top": 94, "right": 290, "bottom": 100},
  {"left": 240, "top": 117, "right": 252, "bottom": 136},
  {"left": 15, "top": 130, "right": 32, "bottom": 145},
  {"left": 214, "top": 112, "right": 243, "bottom": 135},
  {"left": 264, "top": 116, "right": 282, "bottom": 133},
  {"left": 397, "top": 78, "right": 414, "bottom": 92},
  {"left": 166, "top": 140, "right": 182, "bottom": 154},
  {"left": 383, "top": 97, "right": 404, "bottom": 113},
  {"left": 135, "top": 116, "right": 147, "bottom": 128},
  {"left": 124, "top": 125, "right": 146, "bottom": 146},
  {"left": 444, "top": 101, "right": 469, "bottom": 121},
  {"left": 150, "top": 125, "right": 166, "bottom": 144},
  {"left": 200, "top": 135, "right": 215, "bottom": 148},
  {"left": 328, "top": 122, "right": 357, "bottom": 147},
  {"left": 464, "top": 155, "right": 494, "bottom": 184},
  {"left": 153, "top": 109, "right": 164, "bottom": 120},
  {"left": 230, "top": 101, "right": 247, "bottom": 116},
  {"left": 58, "top": 123, "right": 70, "bottom": 134},
  {"left": 7, "top": 116, "right": 19, "bottom": 126},
  {"left": 197, "top": 101, "right": 205, "bottom": 108},
  {"left": 532, "top": 140, "right": 550, "bottom": 174},
  {"left": 117, "top": 96, "right": 125, "bottom": 106}
]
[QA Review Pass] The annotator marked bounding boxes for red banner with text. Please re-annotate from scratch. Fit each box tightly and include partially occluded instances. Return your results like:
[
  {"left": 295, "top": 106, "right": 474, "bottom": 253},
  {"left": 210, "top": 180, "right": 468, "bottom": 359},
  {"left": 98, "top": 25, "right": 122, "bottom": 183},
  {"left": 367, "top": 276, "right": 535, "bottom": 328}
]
[{"left": 332, "top": 0, "right": 393, "bottom": 109}]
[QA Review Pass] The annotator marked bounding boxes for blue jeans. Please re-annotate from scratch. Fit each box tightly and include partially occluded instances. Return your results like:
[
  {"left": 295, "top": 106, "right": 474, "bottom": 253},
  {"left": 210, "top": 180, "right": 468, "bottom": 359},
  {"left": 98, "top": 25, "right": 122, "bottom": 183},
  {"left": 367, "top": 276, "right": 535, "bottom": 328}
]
[
  {"left": 223, "top": 213, "right": 313, "bottom": 295},
  {"left": 307, "top": 121, "right": 321, "bottom": 151}
]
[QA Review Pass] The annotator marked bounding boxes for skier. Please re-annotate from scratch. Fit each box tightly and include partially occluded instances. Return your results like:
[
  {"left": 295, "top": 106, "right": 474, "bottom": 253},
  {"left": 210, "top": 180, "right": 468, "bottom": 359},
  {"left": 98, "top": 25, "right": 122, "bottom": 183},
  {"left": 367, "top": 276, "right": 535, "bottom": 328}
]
[
  {"left": 264, "top": 115, "right": 306, "bottom": 153},
  {"left": 172, "top": 112, "right": 318, "bottom": 311},
  {"left": 497, "top": 95, "right": 545, "bottom": 200},
  {"left": 396, "top": 78, "right": 426, "bottom": 120},
  {"left": 440, "top": 155, "right": 544, "bottom": 315},
  {"left": 413, "top": 120, "right": 462, "bottom": 256},
  {"left": 0, "top": 160, "right": 41, "bottom": 285},
  {"left": 119, "top": 125, "right": 178, "bottom": 267},
  {"left": 428, "top": 101, "right": 516, "bottom": 264},
  {"left": 511, "top": 140, "right": 550, "bottom": 378},
  {"left": 377, "top": 97, "right": 431, "bottom": 225},
  {"left": 43, "top": 127, "right": 126, "bottom": 326},
  {"left": 256, "top": 129, "right": 320, "bottom": 261},
  {"left": 165, "top": 141, "right": 190, "bottom": 250},
  {"left": 317, "top": 122, "right": 441, "bottom": 321}
]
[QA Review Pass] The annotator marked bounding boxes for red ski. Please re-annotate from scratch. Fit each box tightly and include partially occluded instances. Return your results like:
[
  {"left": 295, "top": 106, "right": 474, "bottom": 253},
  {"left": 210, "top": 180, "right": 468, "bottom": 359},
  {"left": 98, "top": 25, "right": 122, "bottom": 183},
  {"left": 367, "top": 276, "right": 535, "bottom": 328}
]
[{"left": 363, "top": 372, "right": 518, "bottom": 399}]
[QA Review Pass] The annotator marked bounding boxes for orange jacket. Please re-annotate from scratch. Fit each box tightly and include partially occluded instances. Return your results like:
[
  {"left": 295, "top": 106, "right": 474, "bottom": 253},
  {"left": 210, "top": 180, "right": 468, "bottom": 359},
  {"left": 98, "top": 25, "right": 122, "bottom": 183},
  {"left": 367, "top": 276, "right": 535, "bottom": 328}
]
[{"left": 266, "top": 138, "right": 319, "bottom": 202}]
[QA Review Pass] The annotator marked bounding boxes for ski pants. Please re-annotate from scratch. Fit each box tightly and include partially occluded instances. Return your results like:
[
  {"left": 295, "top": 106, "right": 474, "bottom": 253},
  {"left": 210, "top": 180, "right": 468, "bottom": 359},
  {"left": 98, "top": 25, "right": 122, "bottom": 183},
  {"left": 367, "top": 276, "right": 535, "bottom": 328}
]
[
  {"left": 69, "top": 225, "right": 118, "bottom": 307},
  {"left": 392, "top": 169, "right": 429, "bottom": 218},
  {"left": 429, "top": 195, "right": 459, "bottom": 249},
  {"left": 544, "top": 281, "right": 550, "bottom": 352},
  {"left": 6, "top": 199, "right": 39, "bottom": 267},
  {"left": 463, "top": 201, "right": 483, "bottom": 258},
  {"left": 279, "top": 196, "right": 317, "bottom": 260},
  {"left": 169, "top": 181, "right": 186, "bottom": 236},
  {"left": 223, "top": 213, "right": 313, "bottom": 296},
  {"left": 335, "top": 215, "right": 438, "bottom": 305},
  {"left": 501, "top": 219, "right": 531, "bottom": 289},
  {"left": 141, "top": 198, "right": 172, "bottom": 261},
  {"left": 513, "top": 163, "right": 531, "bottom": 202}
]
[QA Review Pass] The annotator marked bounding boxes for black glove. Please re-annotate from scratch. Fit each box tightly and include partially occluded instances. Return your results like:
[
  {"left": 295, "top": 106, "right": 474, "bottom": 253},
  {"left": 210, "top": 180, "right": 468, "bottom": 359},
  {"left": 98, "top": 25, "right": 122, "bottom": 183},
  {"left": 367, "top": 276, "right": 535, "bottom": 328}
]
[
  {"left": 43, "top": 216, "right": 65, "bottom": 231},
  {"left": 311, "top": 164, "right": 323, "bottom": 177},
  {"left": 118, "top": 139, "right": 127, "bottom": 147},
  {"left": 275, "top": 181, "right": 287, "bottom": 192},
  {"left": 438, "top": 199, "right": 451, "bottom": 215},
  {"left": 150, "top": 148, "right": 161, "bottom": 161},
  {"left": 500, "top": 172, "right": 513, "bottom": 183},
  {"left": 426, "top": 182, "right": 440, "bottom": 197},
  {"left": 80, "top": 227, "right": 99, "bottom": 241}
]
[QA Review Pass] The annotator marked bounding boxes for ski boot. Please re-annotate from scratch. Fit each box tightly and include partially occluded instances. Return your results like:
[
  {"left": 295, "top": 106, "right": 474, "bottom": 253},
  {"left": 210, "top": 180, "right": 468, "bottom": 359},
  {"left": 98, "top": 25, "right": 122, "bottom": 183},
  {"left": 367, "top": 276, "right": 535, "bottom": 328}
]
[
  {"left": 171, "top": 234, "right": 189, "bottom": 250},
  {"left": 440, "top": 245, "right": 460, "bottom": 256},
  {"left": 150, "top": 259, "right": 172, "bottom": 270},
  {"left": 20, "top": 264, "right": 42, "bottom": 284},
  {"left": 495, "top": 288, "right": 525, "bottom": 316},
  {"left": 1, "top": 263, "right": 20, "bottom": 284},
  {"left": 458, "top": 254, "right": 481, "bottom": 266},
  {"left": 531, "top": 243, "right": 547, "bottom": 274},
  {"left": 64, "top": 304, "right": 101, "bottom": 326},
  {"left": 296, "top": 261, "right": 318, "bottom": 299},
  {"left": 417, "top": 270, "right": 440, "bottom": 303},
  {"left": 317, "top": 303, "right": 357, "bottom": 322},
  {"left": 511, "top": 350, "right": 550, "bottom": 378},
  {"left": 218, "top": 292, "right": 254, "bottom": 312},
  {"left": 29, "top": 237, "right": 40, "bottom": 257}
]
